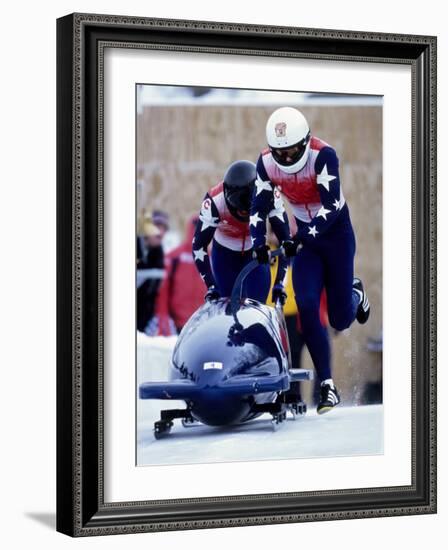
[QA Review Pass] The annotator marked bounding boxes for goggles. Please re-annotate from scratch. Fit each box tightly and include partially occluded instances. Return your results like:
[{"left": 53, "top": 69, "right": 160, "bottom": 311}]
[{"left": 270, "top": 131, "right": 311, "bottom": 166}]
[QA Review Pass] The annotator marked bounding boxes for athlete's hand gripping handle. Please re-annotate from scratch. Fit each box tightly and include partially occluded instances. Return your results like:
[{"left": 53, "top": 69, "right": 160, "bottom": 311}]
[
  {"left": 281, "top": 239, "right": 302, "bottom": 258},
  {"left": 271, "top": 284, "right": 287, "bottom": 306},
  {"left": 252, "top": 244, "right": 270, "bottom": 264},
  {"left": 205, "top": 285, "right": 221, "bottom": 302}
]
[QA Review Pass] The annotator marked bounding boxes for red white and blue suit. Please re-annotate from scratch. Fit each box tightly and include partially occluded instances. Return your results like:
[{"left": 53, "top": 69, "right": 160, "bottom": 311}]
[
  {"left": 193, "top": 181, "right": 289, "bottom": 302},
  {"left": 250, "top": 137, "right": 360, "bottom": 381}
]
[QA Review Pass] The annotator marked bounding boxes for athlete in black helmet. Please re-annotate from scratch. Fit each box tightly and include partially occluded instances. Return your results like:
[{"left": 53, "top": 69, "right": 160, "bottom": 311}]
[
  {"left": 192, "top": 160, "right": 290, "bottom": 303},
  {"left": 222, "top": 160, "right": 255, "bottom": 220}
]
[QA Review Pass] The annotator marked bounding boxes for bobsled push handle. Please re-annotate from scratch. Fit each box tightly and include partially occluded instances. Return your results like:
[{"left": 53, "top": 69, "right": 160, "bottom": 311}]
[{"left": 230, "top": 247, "right": 285, "bottom": 322}]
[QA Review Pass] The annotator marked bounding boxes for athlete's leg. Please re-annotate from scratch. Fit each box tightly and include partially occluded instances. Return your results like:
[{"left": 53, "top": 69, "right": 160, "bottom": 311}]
[
  {"left": 286, "top": 314, "right": 303, "bottom": 369},
  {"left": 212, "top": 241, "right": 270, "bottom": 302},
  {"left": 321, "top": 224, "right": 359, "bottom": 331},
  {"left": 244, "top": 261, "right": 271, "bottom": 302},
  {"left": 292, "top": 246, "right": 331, "bottom": 382},
  {"left": 210, "top": 241, "right": 243, "bottom": 297}
]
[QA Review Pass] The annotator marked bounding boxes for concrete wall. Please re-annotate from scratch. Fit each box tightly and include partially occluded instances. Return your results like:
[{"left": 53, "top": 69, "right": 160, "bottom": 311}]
[{"left": 137, "top": 104, "right": 382, "bottom": 404}]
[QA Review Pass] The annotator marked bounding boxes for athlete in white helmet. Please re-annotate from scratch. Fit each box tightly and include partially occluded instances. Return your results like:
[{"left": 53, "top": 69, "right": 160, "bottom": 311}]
[
  {"left": 266, "top": 107, "right": 312, "bottom": 173},
  {"left": 250, "top": 106, "right": 370, "bottom": 414}
]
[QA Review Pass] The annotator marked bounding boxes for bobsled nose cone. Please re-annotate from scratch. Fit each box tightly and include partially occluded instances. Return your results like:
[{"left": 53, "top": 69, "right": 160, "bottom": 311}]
[{"left": 192, "top": 394, "right": 251, "bottom": 426}]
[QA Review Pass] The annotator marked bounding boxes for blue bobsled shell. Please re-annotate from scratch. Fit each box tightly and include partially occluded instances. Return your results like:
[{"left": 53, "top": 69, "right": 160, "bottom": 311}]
[{"left": 140, "top": 298, "right": 293, "bottom": 426}]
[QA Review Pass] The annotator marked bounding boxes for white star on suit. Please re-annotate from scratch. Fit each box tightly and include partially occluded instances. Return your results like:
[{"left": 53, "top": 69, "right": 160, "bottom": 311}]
[
  {"left": 193, "top": 248, "right": 207, "bottom": 262},
  {"left": 255, "top": 177, "right": 272, "bottom": 196},
  {"left": 308, "top": 225, "right": 319, "bottom": 238},
  {"left": 317, "top": 164, "right": 336, "bottom": 192},
  {"left": 199, "top": 207, "right": 219, "bottom": 231},
  {"left": 250, "top": 212, "right": 263, "bottom": 227},
  {"left": 316, "top": 205, "right": 332, "bottom": 220},
  {"left": 333, "top": 198, "right": 342, "bottom": 210}
]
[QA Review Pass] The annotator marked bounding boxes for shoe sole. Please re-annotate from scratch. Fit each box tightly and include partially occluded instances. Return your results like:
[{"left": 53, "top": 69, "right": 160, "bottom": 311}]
[
  {"left": 357, "top": 302, "right": 370, "bottom": 324},
  {"left": 354, "top": 281, "right": 370, "bottom": 324},
  {"left": 317, "top": 405, "right": 336, "bottom": 415},
  {"left": 357, "top": 309, "right": 370, "bottom": 324}
]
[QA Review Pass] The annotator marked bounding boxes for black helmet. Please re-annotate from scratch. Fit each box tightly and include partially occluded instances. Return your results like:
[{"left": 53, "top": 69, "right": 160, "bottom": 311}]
[{"left": 223, "top": 160, "right": 256, "bottom": 220}]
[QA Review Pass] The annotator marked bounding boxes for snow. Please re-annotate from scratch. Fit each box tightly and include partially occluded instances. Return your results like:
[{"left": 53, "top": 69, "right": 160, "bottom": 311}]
[
  {"left": 138, "top": 403, "right": 383, "bottom": 466},
  {"left": 137, "top": 332, "right": 383, "bottom": 467}
]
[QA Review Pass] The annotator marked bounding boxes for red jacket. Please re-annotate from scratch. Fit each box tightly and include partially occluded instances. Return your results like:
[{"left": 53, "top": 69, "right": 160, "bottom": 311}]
[{"left": 155, "top": 217, "right": 207, "bottom": 334}]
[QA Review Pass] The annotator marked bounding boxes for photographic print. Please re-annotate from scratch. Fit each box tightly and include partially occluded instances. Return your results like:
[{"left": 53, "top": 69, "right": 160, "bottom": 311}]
[
  {"left": 136, "top": 84, "right": 383, "bottom": 467},
  {"left": 57, "top": 14, "right": 436, "bottom": 535}
]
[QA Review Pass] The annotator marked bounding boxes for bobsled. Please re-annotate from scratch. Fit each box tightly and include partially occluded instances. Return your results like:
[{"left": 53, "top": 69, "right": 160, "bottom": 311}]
[{"left": 139, "top": 248, "right": 313, "bottom": 438}]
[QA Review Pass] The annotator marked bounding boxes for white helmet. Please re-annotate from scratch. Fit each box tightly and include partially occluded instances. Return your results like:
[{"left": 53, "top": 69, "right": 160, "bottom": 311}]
[{"left": 266, "top": 107, "right": 311, "bottom": 173}]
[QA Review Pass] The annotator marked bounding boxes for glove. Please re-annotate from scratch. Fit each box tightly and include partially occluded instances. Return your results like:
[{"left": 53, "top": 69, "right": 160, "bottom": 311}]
[
  {"left": 205, "top": 286, "right": 221, "bottom": 302},
  {"left": 282, "top": 239, "right": 301, "bottom": 258},
  {"left": 253, "top": 244, "right": 270, "bottom": 264},
  {"left": 272, "top": 284, "right": 287, "bottom": 306}
]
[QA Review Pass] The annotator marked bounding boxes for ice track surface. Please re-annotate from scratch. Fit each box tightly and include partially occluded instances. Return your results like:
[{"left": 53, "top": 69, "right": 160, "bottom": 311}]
[
  {"left": 137, "top": 403, "right": 383, "bottom": 466},
  {"left": 137, "top": 333, "right": 383, "bottom": 466}
]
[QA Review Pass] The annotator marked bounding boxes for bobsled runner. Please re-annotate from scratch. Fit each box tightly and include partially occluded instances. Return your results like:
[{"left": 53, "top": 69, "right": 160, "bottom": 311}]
[{"left": 139, "top": 248, "right": 313, "bottom": 438}]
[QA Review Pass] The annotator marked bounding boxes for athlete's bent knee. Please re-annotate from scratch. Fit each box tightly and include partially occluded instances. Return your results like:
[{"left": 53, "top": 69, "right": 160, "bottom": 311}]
[{"left": 328, "top": 312, "right": 352, "bottom": 331}]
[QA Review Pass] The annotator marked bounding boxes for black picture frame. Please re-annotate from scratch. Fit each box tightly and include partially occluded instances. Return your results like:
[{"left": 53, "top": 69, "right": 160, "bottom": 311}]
[{"left": 56, "top": 13, "right": 437, "bottom": 537}]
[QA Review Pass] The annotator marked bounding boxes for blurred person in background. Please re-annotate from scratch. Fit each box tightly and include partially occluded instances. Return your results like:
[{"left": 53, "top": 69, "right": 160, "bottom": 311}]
[
  {"left": 136, "top": 218, "right": 165, "bottom": 334},
  {"left": 151, "top": 209, "right": 169, "bottom": 239},
  {"left": 152, "top": 209, "right": 180, "bottom": 253},
  {"left": 192, "top": 160, "right": 289, "bottom": 303},
  {"left": 250, "top": 107, "right": 370, "bottom": 414},
  {"left": 154, "top": 216, "right": 207, "bottom": 335}
]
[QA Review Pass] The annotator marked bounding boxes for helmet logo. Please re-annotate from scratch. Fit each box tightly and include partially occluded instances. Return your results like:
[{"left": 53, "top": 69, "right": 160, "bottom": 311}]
[{"left": 275, "top": 122, "right": 287, "bottom": 138}]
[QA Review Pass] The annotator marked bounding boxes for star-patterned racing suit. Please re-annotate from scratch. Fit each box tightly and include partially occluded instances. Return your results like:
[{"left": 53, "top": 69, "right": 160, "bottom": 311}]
[
  {"left": 192, "top": 181, "right": 289, "bottom": 302},
  {"left": 250, "top": 136, "right": 362, "bottom": 382}
]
